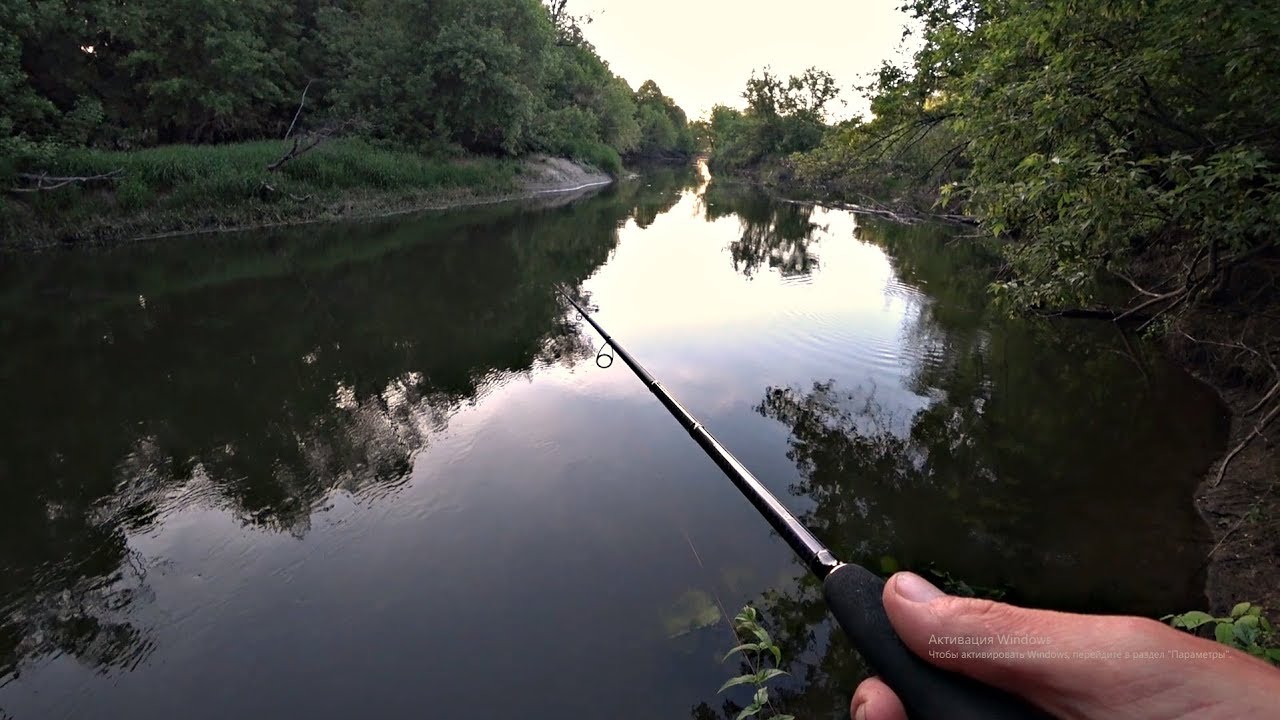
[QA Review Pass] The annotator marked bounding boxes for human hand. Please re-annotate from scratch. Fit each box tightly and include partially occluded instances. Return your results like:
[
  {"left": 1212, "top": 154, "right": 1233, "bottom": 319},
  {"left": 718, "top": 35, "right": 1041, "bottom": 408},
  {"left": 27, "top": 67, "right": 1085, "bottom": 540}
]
[{"left": 851, "top": 572, "right": 1280, "bottom": 720}]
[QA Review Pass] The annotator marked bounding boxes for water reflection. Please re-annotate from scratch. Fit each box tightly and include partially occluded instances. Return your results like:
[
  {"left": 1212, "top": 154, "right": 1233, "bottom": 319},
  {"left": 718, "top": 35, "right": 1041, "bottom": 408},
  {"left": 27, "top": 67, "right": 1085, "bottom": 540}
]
[
  {"left": 704, "top": 181, "right": 824, "bottom": 279},
  {"left": 0, "top": 166, "right": 701, "bottom": 683},
  {"left": 689, "top": 217, "right": 1227, "bottom": 720},
  {"left": 0, "top": 168, "right": 1226, "bottom": 720}
]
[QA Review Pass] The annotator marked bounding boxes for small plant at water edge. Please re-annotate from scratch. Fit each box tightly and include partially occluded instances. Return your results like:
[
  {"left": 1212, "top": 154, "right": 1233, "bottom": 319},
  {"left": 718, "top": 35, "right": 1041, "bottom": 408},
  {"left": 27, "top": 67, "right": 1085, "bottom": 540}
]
[
  {"left": 1163, "top": 603, "right": 1280, "bottom": 665},
  {"left": 718, "top": 606, "right": 793, "bottom": 720}
]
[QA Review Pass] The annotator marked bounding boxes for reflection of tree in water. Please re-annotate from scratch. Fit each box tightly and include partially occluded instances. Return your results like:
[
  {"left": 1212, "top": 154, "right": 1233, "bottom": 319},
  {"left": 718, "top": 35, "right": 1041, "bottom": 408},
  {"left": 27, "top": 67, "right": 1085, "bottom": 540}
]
[
  {"left": 694, "top": 216, "right": 1226, "bottom": 719},
  {"left": 0, "top": 167, "right": 699, "bottom": 682},
  {"left": 702, "top": 181, "right": 824, "bottom": 279},
  {"left": 629, "top": 162, "right": 700, "bottom": 229}
]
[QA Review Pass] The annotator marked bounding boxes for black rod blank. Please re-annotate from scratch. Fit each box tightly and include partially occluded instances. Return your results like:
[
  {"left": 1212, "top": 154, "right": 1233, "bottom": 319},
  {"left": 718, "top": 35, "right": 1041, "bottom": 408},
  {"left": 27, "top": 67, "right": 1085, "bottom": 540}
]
[
  {"left": 558, "top": 288, "right": 840, "bottom": 579},
  {"left": 557, "top": 286, "right": 1049, "bottom": 720}
]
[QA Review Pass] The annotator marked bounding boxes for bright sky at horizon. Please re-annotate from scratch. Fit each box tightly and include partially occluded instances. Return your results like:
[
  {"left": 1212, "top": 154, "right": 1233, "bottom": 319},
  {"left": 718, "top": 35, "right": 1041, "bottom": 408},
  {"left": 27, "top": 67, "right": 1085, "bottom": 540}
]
[{"left": 572, "top": 0, "right": 920, "bottom": 121}]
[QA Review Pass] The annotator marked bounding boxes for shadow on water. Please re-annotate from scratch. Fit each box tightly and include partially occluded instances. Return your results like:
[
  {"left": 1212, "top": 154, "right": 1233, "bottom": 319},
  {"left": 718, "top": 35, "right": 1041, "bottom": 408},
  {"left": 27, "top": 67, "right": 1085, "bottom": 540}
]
[
  {"left": 0, "top": 165, "right": 702, "bottom": 685},
  {"left": 689, "top": 196, "right": 1228, "bottom": 720}
]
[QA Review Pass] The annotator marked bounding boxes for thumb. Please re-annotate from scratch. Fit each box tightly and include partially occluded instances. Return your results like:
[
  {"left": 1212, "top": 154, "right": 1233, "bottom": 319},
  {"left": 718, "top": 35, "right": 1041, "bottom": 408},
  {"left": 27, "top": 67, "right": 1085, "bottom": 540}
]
[{"left": 881, "top": 572, "right": 1280, "bottom": 720}]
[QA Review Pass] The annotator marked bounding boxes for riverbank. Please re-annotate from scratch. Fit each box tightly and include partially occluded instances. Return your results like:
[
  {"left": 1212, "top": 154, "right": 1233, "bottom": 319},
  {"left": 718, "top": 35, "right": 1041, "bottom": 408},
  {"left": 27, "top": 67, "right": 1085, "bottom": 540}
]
[
  {"left": 1, "top": 141, "right": 613, "bottom": 248},
  {"left": 1195, "top": 383, "right": 1280, "bottom": 616}
]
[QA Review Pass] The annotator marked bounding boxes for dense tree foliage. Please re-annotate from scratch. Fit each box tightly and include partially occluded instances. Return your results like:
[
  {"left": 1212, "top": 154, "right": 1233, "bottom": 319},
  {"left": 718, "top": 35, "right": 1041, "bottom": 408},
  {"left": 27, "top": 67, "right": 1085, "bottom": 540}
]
[
  {"left": 633, "top": 80, "right": 696, "bottom": 158},
  {"left": 702, "top": 67, "right": 840, "bottom": 172},
  {"left": 798, "top": 1, "right": 1280, "bottom": 310},
  {"left": 0, "top": 0, "right": 693, "bottom": 179}
]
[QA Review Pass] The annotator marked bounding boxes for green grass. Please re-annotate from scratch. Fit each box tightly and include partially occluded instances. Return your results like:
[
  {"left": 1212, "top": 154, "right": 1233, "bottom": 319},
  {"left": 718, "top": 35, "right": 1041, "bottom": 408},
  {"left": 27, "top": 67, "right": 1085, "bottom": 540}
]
[
  {"left": 2, "top": 139, "right": 525, "bottom": 246},
  {"left": 557, "top": 139, "right": 623, "bottom": 177}
]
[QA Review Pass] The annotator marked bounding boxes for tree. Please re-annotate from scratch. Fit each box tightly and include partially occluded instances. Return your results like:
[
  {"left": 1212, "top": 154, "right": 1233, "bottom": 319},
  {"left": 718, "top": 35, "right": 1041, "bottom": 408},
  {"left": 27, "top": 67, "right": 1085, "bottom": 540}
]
[
  {"left": 0, "top": 0, "right": 687, "bottom": 164},
  {"left": 705, "top": 67, "right": 841, "bottom": 172},
  {"left": 633, "top": 80, "right": 696, "bottom": 157}
]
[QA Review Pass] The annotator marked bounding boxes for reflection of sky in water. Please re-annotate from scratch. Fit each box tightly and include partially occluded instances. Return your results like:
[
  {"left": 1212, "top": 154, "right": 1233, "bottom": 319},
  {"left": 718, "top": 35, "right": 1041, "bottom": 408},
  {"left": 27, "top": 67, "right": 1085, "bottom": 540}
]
[{"left": 585, "top": 195, "right": 931, "bottom": 435}]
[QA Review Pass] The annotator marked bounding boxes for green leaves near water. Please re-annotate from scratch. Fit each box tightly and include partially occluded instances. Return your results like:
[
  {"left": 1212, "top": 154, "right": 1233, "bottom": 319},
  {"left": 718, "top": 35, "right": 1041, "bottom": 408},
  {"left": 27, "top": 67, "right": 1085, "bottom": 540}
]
[
  {"left": 1164, "top": 602, "right": 1280, "bottom": 665},
  {"left": 715, "top": 605, "right": 791, "bottom": 720}
]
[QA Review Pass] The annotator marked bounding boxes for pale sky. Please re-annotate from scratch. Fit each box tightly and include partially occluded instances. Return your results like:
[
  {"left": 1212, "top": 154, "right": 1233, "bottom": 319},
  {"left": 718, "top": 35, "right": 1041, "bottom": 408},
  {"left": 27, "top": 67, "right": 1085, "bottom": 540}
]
[{"left": 573, "top": 0, "right": 920, "bottom": 121}]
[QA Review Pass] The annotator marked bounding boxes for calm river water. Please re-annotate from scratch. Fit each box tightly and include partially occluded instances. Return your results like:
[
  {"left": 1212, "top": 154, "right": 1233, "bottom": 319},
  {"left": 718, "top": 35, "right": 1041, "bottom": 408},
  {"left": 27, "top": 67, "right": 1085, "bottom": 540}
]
[{"left": 0, "top": 164, "right": 1227, "bottom": 719}]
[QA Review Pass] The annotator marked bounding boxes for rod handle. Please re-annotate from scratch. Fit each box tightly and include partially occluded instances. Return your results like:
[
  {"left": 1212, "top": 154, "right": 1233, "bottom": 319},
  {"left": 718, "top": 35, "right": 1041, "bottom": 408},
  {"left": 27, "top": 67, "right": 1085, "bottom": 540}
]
[{"left": 822, "top": 564, "right": 1051, "bottom": 720}]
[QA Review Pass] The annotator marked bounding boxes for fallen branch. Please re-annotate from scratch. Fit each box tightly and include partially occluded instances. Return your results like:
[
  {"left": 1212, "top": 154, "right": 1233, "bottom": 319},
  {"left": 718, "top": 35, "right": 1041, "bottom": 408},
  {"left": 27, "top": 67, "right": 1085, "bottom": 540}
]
[
  {"left": 9, "top": 169, "right": 124, "bottom": 193},
  {"left": 259, "top": 182, "right": 313, "bottom": 203},
  {"left": 775, "top": 196, "right": 977, "bottom": 226},
  {"left": 268, "top": 134, "right": 322, "bottom": 172},
  {"left": 1108, "top": 267, "right": 1164, "bottom": 298},
  {"left": 1115, "top": 284, "right": 1193, "bottom": 324},
  {"left": 1246, "top": 381, "right": 1280, "bottom": 416},
  {"left": 1034, "top": 307, "right": 1153, "bottom": 322},
  {"left": 268, "top": 118, "right": 363, "bottom": 173},
  {"left": 1211, "top": 401, "right": 1280, "bottom": 487}
]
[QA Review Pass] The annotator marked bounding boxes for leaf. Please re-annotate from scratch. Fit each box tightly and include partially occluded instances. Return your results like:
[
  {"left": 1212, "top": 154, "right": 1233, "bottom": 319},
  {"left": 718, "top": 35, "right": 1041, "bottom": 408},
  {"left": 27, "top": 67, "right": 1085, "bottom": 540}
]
[
  {"left": 722, "top": 644, "right": 762, "bottom": 663},
  {"left": 1266, "top": 648, "right": 1280, "bottom": 663},
  {"left": 767, "top": 643, "right": 782, "bottom": 666},
  {"left": 1215, "top": 622, "right": 1237, "bottom": 645},
  {"left": 1234, "top": 618, "right": 1260, "bottom": 646},
  {"left": 755, "top": 668, "right": 788, "bottom": 683},
  {"left": 718, "top": 675, "right": 758, "bottom": 694},
  {"left": 1172, "top": 611, "right": 1215, "bottom": 630},
  {"left": 754, "top": 687, "right": 770, "bottom": 706},
  {"left": 735, "top": 703, "right": 762, "bottom": 720},
  {"left": 1231, "top": 602, "right": 1252, "bottom": 619}
]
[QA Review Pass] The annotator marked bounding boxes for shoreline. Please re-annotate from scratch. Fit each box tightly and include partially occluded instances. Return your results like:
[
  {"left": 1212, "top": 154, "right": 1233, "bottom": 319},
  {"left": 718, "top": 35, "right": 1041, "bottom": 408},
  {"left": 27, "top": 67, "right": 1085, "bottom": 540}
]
[
  {"left": 2, "top": 152, "right": 614, "bottom": 250},
  {"left": 123, "top": 176, "right": 615, "bottom": 246},
  {"left": 1193, "top": 382, "right": 1280, "bottom": 616}
]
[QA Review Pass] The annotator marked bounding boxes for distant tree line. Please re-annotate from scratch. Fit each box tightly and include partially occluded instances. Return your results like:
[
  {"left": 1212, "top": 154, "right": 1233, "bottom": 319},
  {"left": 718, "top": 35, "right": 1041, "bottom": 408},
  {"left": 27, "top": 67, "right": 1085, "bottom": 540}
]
[
  {"left": 695, "top": 66, "right": 841, "bottom": 173},
  {"left": 0, "top": 0, "right": 695, "bottom": 174}
]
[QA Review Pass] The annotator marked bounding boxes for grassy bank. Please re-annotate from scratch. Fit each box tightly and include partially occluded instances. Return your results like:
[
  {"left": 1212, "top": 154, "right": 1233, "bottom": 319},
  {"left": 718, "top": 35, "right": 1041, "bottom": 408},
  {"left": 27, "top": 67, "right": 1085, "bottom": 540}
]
[{"left": 1, "top": 139, "right": 544, "bottom": 247}]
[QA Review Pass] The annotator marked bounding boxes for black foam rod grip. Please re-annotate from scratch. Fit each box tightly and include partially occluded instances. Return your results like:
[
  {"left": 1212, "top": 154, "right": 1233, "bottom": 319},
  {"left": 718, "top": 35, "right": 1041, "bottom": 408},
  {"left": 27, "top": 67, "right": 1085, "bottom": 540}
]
[{"left": 822, "top": 563, "right": 1052, "bottom": 720}]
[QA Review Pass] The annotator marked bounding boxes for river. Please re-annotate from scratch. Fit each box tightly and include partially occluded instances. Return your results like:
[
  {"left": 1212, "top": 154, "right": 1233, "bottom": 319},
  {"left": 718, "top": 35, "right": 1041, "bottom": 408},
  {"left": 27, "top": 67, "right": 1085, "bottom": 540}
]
[{"left": 0, "top": 163, "right": 1227, "bottom": 719}]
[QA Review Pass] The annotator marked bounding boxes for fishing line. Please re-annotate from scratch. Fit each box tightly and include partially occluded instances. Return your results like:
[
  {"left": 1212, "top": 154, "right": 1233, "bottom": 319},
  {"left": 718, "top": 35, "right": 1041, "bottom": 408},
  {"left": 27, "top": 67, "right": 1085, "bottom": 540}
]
[{"left": 680, "top": 524, "right": 784, "bottom": 718}]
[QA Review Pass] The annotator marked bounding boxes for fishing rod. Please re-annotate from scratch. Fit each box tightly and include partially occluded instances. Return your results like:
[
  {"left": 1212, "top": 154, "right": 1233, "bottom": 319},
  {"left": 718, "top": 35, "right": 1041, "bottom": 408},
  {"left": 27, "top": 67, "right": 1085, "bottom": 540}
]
[{"left": 557, "top": 287, "right": 1046, "bottom": 720}]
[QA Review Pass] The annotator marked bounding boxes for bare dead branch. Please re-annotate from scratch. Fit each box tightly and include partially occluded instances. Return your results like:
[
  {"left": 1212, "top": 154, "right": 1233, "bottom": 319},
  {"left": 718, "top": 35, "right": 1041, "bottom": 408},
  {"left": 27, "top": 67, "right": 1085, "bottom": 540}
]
[
  {"left": 1246, "top": 382, "right": 1280, "bottom": 416},
  {"left": 1108, "top": 267, "right": 1163, "bottom": 298},
  {"left": 1115, "top": 287, "right": 1186, "bottom": 322},
  {"left": 268, "top": 119, "right": 361, "bottom": 172},
  {"left": 1211, "top": 400, "right": 1280, "bottom": 487},
  {"left": 284, "top": 80, "right": 313, "bottom": 140},
  {"left": 259, "top": 182, "right": 313, "bottom": 203},
  {"left": 9, "top": 169, "right": 124, "bottom": 193}
]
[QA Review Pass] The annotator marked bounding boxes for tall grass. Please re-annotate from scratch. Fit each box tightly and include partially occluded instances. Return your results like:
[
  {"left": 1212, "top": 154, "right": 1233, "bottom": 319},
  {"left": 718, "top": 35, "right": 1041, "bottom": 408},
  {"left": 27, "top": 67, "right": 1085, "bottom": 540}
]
[
  {"left": 3, "top": 139, "right": 524, "bottom": 245},
  {"left": 555, "top": 139, "right": 622, "bottom": 177}
]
